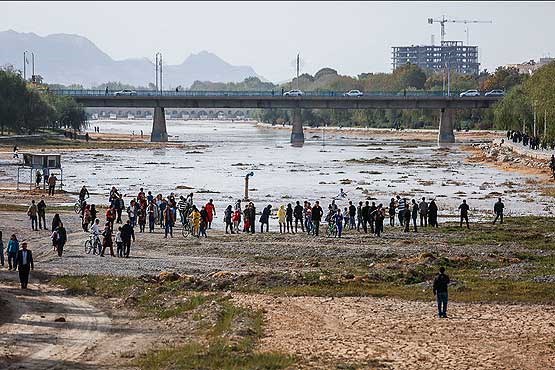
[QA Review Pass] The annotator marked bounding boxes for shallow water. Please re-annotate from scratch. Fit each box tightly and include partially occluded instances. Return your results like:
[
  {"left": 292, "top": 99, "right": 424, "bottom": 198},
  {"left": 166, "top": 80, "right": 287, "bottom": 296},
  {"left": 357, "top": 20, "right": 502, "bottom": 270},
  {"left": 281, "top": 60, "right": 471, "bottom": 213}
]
[{"left": 14, "top": 120, "right": 554, "bottom": 225}]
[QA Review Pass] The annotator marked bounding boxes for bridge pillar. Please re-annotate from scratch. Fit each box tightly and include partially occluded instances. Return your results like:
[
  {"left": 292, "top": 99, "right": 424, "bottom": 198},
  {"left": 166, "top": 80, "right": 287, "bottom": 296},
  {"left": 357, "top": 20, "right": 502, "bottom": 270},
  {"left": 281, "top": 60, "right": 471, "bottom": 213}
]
[
  {"left": 438, "top": 108, "right": 455, "bottom": 144},
  {"left": 290, "top": 108, "right": 304, "bottom": 145},
  {"left": 151, "top": 107, "right": 168, "bottom": 142}
]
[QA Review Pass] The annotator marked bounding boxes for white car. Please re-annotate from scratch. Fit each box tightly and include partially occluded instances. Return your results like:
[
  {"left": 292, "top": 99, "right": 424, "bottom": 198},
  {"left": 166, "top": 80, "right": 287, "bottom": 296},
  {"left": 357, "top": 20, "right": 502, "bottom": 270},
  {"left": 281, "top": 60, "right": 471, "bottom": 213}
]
[
  {"left": 283, "top": 89, "right": 304, "bottom": 97},
  {"left": 114, "top": 89, "right": 137, "bottom": 96},
  {"left": 343, "top": 90, "right": 363, "bottom": 97},
  {"left": 485, "top": 89, "right": 505, "bottom": 97},
  {"left": 459, "top": 89, "right": 480, "bottom": 97}
]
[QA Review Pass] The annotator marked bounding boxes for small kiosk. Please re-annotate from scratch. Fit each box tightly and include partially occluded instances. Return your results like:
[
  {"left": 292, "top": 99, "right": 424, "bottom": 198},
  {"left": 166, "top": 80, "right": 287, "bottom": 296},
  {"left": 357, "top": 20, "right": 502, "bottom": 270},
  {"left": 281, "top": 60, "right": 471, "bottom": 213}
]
[{"left": 17, "top": 152, "right": 63, "bottom": 191}]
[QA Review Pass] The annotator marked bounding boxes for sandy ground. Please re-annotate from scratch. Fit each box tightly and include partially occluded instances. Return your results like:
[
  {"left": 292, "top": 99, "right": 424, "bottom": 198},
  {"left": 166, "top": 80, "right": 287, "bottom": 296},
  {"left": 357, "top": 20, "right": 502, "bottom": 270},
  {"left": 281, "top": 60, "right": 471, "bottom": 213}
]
[{"left": 235, "top": 294, "right": 555, "bottom": 370}]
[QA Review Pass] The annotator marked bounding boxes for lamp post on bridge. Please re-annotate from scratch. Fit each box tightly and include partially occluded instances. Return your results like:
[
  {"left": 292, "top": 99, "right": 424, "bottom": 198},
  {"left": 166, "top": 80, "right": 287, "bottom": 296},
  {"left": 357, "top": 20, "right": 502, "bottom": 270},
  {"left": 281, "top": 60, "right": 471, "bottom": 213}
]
[{"left": 155, "top": 52, "right": 163, "bottom": 94}]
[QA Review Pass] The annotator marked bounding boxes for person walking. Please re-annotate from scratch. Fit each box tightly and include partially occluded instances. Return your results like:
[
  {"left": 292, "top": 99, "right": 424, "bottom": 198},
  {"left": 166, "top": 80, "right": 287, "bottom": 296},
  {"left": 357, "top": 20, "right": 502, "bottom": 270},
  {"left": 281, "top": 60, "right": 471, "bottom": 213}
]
[
  {"left": 47, "top": 173, "right": 57, "bottom": 196},
  {"left": 164, "top": 205, "right": 175, "bottom": 238},
  {"left": 260, "top": 205, "right": 272, "bottom": 233},
  {"left": 334, "top": 208, "right": 343, "bottom": 238},
  {"left": 0, "top": 231, "right": 3, "bottom": 267},
  {"left": 374, "top": 204, "right": 385, "bottom": 237},
  {"left": 311, "top": 201, "right": 323, "bottom": 236},
  {"left": 285, "top": 203, "right": 294, "bottom": 233},
  {"left": 27, "top": 200, "right": 38, "bottom": 231},
  {"left": 493, "top": 198, "right": 505, "bottom": 225},
  {"left": 224, "top": 205, "right": 234, "bottom": 234},
  {"left": 115, "top": 194, "right": 125, "bottom": 224},
  {"left": 106, "top": 206, "right": 116, "bottom": 229},
  {"left": 459, "top": 200, "right": 470, "bottom": 229},
  {"left": 199, "top": 206, "right": 208, "bottom": 238},
  {"left": 51, "top": 213, "right": 62, "bottom": 232},
  {"left": 14, "top": 242, "right": 34, "bottom": 289},
  {"left": 55, "top": 222, "right": 67, "bottom": 257},
  {"left": 37, "top": 198, "right": 47, "bottom": 230},
  {"left": 100, "top": 222, "right": 115, "bottom": 257},
  {"left": 121, "top": 220, "right": 135, "bottom": 258},
  {"left": 388, "top": 198, "right": 396, "bottom": 227},
  {"left": 433, "top": 267, "right": 450, "bottom": 318},
  {"left": 361, "top": 201, "right": 370, "bottom": 233},
  {"left": 7, "top": 234, "right": 19, "bottom": 270},
  {"left": 35, "top": 170, "right": 42, "bottom": 189},
  {"left": 411, "top": 199, "right": 419, "bottom": 232},
  {"left": 294, "top": 201, "right": 304, "bottom": 233},
  {"left": 115, "top": 227, "right": 124, "bottom": 257},
  {"left": 428, "top": 199, "right": 439, "bottom": 227},
  {"left": 205, "top": 199, "right": 216, "bottom": 229},
  {"left": 419, "top": 197, "right": 428, "bottom": 227},
  {"left": 138, "top": 206, "right": 146, "bottom": 233}
]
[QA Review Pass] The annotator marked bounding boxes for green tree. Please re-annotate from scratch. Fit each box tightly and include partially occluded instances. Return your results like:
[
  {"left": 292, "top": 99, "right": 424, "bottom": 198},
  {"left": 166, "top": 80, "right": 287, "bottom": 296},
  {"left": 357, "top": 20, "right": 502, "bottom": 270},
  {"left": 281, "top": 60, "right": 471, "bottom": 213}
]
[{"left": 493, "top": 85, "right": 533, "bottom": 132}]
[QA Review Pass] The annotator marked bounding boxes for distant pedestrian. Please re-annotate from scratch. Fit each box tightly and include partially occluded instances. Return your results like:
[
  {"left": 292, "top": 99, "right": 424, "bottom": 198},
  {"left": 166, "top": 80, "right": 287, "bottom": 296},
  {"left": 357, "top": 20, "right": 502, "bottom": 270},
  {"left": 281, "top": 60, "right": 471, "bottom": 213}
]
[
  {"left": 7, "top": 234, "right": 19, "bottom": 270},
  {"left": 397, "top": 195, "right": 406, "bottom": 227},
  {"left": 428, "top": 200, "right": 438, "bottom": 227},
  {"left": 15, "top": 242, "right": 34, "bottom": 289},
  {"left": 433, "top": 267, "right": 450, "bottom": 318},
  {"left": 411, "top": 199, "right": 418, "bottom": 232},
  {"left": 334, "top": 208, "right": 343, "bottom": 237},
  {"left": 13, "top": 145, "right": 19, "bottom": 159},
  {"left": 35, "top": 170, "right": 42, "bottom": 189},
  {"left": 101, "top": 222, "right": 115, "bottom": 257},
  {"left": 388, "top": 198, "right": 396, "bottom": 227},
  {"left": 225, "top": 205, "right": 234, "bottom": 234},
  {"left": 493, "top": 197, "right": 504, "bottom": 225},
  {"left": 311, "top": 201, "right": 323, "bottom": 236},
  {"left": 294, "top": 201, "right": 304, "bottom": 233},
  {"left": 37, "top": 198, "right": 46, "bottom": 230},
  {"left": 419, "top": 197, "right": 428, "bottom": 227},
  {"left": 0, "top": 231, "right": 4, "bottom": 267},
  {"left": 260, "top": 205, "right": 272, "bottom": 233},
  {"left": 277, "top": 205, "right": 286, "bottom": 233},
  {"left": 116, "top": 227, "right": 124, "bottom": 257},
  {"left": 205, "top": 199, "right": 216, "bottom": 229},
  {"left": 47, "top": 174, "right": 57, "bottom": 196},
  {"left": 458, "top": 200, "right": 470, "bottom": 229},
  {"left": 27, "top": 200, "right": 38, "bottom": 231},
  {"left": 403, "top": 203, "right": 411, "bottom": 232},
  {"left": 286, "top": 203, "right": 294, "bottom": 233}
]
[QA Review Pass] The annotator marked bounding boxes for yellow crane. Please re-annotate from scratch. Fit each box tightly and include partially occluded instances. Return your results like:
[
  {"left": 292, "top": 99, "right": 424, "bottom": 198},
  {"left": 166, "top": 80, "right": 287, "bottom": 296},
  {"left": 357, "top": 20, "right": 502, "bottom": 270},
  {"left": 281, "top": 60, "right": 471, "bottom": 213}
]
[{"left": 428, "top": 15, "right": 492, "bottom": 44}]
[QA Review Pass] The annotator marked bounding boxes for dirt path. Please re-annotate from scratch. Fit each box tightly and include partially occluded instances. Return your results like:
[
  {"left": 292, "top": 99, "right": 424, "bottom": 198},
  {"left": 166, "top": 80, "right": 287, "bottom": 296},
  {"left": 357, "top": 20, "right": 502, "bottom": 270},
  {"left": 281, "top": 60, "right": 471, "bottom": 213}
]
[
  {"left": 234, "top": 294, "right": 555, "bottom": 370},
  {"left": 0, "top": 283, "right": 111, "bottom": 370}
]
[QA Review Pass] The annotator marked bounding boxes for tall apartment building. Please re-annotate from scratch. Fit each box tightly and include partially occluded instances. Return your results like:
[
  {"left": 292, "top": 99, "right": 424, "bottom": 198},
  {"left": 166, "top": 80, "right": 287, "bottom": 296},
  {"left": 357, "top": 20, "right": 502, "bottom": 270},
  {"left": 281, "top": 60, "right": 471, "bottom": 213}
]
[{"left": 392, "top": 41, "right": 480, "bottom": 75}]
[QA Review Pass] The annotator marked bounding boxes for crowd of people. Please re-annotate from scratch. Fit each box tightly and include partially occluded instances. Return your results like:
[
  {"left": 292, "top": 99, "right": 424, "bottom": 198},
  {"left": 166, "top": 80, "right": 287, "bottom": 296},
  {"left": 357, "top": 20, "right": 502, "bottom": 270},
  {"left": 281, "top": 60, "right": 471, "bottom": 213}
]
[{"left": 507, "top": 129, "right": 555, "bottom": 151}]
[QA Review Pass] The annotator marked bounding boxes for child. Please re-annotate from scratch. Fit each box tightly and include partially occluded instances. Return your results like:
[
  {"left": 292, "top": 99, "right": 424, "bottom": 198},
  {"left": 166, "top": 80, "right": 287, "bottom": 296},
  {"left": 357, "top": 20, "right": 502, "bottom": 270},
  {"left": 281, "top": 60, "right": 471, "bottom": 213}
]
[
  {"left": 232, "top": 208, "right": 241, "bottom": 233},
  {"left": 116, "top": 227, "right": 123, "bottom": 257}
]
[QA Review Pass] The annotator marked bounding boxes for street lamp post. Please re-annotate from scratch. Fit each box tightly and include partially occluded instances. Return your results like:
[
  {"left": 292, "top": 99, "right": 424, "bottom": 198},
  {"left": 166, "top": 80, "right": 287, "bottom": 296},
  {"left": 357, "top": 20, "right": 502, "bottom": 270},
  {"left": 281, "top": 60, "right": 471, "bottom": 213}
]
[{"left": 23, "top": 50, "right": 28, "bottom": 80}]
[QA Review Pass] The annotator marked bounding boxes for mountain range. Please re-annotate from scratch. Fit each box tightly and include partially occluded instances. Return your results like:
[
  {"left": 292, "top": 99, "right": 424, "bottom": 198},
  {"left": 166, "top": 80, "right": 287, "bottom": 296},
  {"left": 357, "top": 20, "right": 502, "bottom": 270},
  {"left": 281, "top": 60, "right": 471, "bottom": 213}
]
[{"left": 0, "top": 30, "right": 263, "bottom": 87}]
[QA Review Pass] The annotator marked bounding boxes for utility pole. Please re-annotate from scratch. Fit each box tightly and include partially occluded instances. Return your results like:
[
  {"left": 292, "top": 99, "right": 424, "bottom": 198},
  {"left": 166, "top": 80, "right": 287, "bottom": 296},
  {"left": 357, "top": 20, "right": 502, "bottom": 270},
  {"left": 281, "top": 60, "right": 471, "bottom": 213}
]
[
  {"left": 296, "top": 53, "right": 300, "bottom": 91},
  {"left": 533, "top": 101, "right": 537, "bottom": 137},
  {"left": 23, "top": 50, "right": 28, "bottom": 80},
  {"left": 155, "top": 52, "right": 163, "bottom": 94}
]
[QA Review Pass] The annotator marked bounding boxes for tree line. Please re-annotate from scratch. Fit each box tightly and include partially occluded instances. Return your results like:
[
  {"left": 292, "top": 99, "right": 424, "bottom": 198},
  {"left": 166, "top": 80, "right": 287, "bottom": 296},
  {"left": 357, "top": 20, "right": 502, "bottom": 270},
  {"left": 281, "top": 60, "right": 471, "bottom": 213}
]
[{"left": 0, "top": 65, "right": 87, "bottom": 135}]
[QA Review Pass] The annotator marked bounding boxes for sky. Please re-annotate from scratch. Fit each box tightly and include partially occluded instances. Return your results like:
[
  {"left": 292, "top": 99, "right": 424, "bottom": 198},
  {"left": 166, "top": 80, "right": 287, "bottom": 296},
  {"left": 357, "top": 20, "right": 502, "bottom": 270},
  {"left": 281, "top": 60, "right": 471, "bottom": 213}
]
[{"left": 1, "top": 1, "right": 554, "bottom": 82}]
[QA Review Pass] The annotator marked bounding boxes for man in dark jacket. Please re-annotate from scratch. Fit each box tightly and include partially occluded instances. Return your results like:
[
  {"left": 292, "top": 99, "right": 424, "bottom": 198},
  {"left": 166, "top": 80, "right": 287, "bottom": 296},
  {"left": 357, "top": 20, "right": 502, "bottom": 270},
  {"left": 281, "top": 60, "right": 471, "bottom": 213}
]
[
  {"left": 433, "top": 267, "right": 450, "bottom": 318},
  {"left": 37, "top": 198, "right": 47, "bottom": 230},
  {"left": 121, "top": 220, "right": 135, "bottom": 258},
  {"left": 361, "top": 201, "right": 370, "bottom": 233},
  {"left": 493, "top": 198, "right": 505, "bottom": 225},
  {"left": 294, "top": 201, "right": 304, "bottom": 233},
  {"left": 259, "top": 205, "right": 272, "bottom": 233},
  {"left": 15, "top": 242, "right": 34, "bottom": 289},
  {"left": 311, "top": 201, "right": 323, "bottom": 236},
  {"left": 459, "top": 199, "right": 470, "bottom": 229}
]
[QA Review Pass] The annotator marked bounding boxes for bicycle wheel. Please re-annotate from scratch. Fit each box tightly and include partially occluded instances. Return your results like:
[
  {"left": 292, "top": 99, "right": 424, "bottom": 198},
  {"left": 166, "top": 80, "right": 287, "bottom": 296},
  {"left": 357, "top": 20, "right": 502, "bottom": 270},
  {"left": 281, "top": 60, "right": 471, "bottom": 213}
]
[
  {"left": 85, "top": 239, "right": 93, "bottom": 254},
  {"left": 182, "top": 223, "right": 192, "bottom": 237},
  {"left": 93, "top": 240, "right": 101, "bottom": 255},
  {"left": 74, "top": 202, "right": 81, "bottom": 214}
]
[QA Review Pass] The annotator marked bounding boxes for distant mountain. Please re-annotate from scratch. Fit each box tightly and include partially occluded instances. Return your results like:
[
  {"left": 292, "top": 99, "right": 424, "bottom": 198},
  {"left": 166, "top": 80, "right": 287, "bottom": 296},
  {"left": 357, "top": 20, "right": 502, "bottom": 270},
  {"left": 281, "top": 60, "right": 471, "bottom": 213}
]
[{"left": 0, "top": 30, "right": 263, "bottom": 87}]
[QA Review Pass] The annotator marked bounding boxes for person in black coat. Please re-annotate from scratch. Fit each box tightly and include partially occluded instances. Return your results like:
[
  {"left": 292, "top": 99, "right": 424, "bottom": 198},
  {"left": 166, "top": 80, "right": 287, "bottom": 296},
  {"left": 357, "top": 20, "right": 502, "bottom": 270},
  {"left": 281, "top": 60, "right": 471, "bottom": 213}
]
[
  {"left": 14, "top": 242, "right": 34, "bottom": 289},
  {"left": 293, "top": 201, "right": 304, "bottom": 233},
  {"left": 121, "top": 220, "right": 135, "bottom": 258},
  {"left": 428, "top": 200, "right": 438, "bottom": 227},
  {"left": 259, "top": 205, "right": 272, "bottom": 233}
]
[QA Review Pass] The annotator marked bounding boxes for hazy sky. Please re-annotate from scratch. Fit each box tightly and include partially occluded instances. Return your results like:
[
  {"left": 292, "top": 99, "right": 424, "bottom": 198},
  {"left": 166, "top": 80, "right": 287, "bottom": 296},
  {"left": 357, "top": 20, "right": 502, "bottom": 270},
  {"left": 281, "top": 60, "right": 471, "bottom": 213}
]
[{"left": 2, "top": 1, "right": 554, "bottom": 81}]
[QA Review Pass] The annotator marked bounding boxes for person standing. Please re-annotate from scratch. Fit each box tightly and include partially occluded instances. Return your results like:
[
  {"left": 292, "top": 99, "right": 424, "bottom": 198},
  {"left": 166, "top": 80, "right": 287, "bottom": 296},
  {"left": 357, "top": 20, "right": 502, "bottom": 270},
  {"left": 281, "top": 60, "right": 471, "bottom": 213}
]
[
  {"left": 418, "top": 197, "right": 428, "bottom": 227},
  {"left": 428, "top": 200, "right": 439, "bottom": 227},
  {"left": 35, "top": 170, "right": 42, "bottom": 189},
  {"left": 54, "top": 223, "right": 67, "bottom": 257},
  {"left": 14, "top": 242, "right": 33, "bottom": 289},
  {"left": 28, "top": 200, "right": 38, "bottom": 231},
  {"left": 493, "top": 198, "right": 505, "bottom": 225},
  {"left": 374, "top": 204, "right": 385, "bottom": 237},
  {"left": 411, "top": 199, "right": 419, "bottom": 232},
  {"left": 356, "top": 201, "right": 364, "bottom": 231},
  {"left": 260, "top": 205, "right": 272, "bottom": 233},
  {"left": 199, "top": 206, "right": 208, "bottom": 238},
  {"left": 137, "top": 206, "right": 146, "bottom": 233},
  {"left": 334, "top": 208, "right": 343, "bottom": 238},
  {"left": 205, "top": 199, "right": 216, "bottom": 229},
  {"left": 285, "top": 203, "right": 294, "bottom": 233},
  {"left": 37, "top": 198, "right": 47, "bottom": 230},
  {"left": 403, "top": 203, "right": 411, "bottom": 233},
  {"left": 368, "top": 202, "right": 377, "bottom": 234},
  {"left": 361, "top": 201, "right": 370, "bottom": 233},
  {"left": 311, "top": 201, "right": 323, "bottom": 236},
  {"left": 397, "top": 196, "right": 406, "bottom": 227},
  {"left": 7, "top": 234, "right": 19, "bottom": 270},
  {"left": 459, "top": 200, "right": 470, "bottom": 229},
  {"left": 433, "top": 267, "right": 450, "bottom": 318},
  {"left": 106, "top": 206, "right": 116, "bottom": 229},
  {"left": 225, "top": 205, "right": 234, "bottom": 234},
  {"left": 294, "top": 201, "right": 304, "bottom": 233},
  {"left": 115, "top": 194, "right": 125, "bottom": 224},
  {"left": 147, "top": 200, "right": 156, "bottom": 233},
  {"left": 121, "top": 220, "right": 135, "bottom": 258},
  {"left": 348, "top": 201, "right": 356, "bottom": 230},
  {"left": 190, "top": 206, "right": 201, "bottom": 237},
  {"left": 48, "top": 173, "right": 57, "bottom": 196},
  {"left": 115, "top": 227, "right": 124, "bottom": 257},
  {"left": 100, "top": 222, "right": 115, "bottom": 257},
  {"left": 249, "top": 202, "right": 256, "bottom": 234},
  {"left": 388, "top": 198, "right": 396, "bottom": 227},
  {"left": 277, "top": 205, "right": 286, "bottom": 234}
]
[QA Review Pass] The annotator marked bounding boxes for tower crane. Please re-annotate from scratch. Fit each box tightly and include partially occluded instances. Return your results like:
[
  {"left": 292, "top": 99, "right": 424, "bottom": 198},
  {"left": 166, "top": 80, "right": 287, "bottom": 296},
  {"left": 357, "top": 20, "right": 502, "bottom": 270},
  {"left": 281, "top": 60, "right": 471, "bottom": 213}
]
[{"left": 428, "top": 15, "right": 492, "bottom": 44}]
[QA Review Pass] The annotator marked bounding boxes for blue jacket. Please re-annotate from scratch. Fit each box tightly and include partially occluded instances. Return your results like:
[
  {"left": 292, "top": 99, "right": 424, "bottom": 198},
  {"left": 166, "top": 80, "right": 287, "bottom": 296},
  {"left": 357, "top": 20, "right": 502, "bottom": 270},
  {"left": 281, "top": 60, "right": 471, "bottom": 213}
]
[{"left": 7, "top": 239, "right": 19, "bottom": 253}]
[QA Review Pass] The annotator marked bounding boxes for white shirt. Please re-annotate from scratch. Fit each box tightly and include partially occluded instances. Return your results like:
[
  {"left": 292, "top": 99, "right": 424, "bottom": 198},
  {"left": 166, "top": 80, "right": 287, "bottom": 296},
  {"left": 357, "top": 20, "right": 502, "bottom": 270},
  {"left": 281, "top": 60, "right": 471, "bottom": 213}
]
[
  {"left": 21, "top": 250, "right": 28, "bottom": 265},
  {"left": 91, "top": 224, "right": 100, "bottom": 236}
]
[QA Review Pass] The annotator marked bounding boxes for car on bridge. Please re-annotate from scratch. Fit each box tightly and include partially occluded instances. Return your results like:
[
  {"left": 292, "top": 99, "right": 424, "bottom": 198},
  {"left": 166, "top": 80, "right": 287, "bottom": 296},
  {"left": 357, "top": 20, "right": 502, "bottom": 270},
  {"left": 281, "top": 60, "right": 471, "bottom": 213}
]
[
  {"left": 484, "top": 89, "right": 505, "bottom": 97},
  {"left": 343, "top": 90, "right": 364, "bottom": 97},
  {"left": 459, "top": 89, "right": 481, "bottom": 97},
  {"left": 283, "top": 89, "right": 304, "bottom": 97},
  {"left": 113, "top": 89, "right": 137, "bottom": 96}
]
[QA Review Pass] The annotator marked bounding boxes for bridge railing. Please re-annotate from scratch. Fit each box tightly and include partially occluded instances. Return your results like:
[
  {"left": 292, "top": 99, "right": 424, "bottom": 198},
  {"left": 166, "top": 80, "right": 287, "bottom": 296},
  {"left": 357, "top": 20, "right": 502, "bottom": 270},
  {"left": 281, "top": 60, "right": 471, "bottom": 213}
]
[{"left": 50, "top": 89, "right": 470, "bottom": 98}]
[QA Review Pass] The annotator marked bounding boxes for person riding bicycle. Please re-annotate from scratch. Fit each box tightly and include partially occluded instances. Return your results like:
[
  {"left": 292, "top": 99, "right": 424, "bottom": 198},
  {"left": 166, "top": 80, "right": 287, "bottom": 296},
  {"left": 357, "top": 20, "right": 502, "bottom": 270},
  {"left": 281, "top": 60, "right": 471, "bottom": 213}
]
[
  {"left": 79, "top": 185, "right": 90, "bottom": 204},
  {"left": 335, "top": 188, "right": 348, "bottom": 200},
  {"left": 90, "top": 218, "right": 101, "bottom": 246}
]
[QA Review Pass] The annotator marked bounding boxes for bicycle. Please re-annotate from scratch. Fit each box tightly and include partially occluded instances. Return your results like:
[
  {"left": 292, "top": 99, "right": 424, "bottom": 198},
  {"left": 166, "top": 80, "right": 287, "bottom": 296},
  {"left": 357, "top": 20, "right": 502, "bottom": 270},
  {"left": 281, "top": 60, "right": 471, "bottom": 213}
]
[
  {"left": 326, "top": 222, "right": 338, "bottom": 237},
  {"left": 84, "top": 234, "right": 101, "bottom": 255},
  {"left": 74, "top": 197, "right": 89, "bottom": 214}
]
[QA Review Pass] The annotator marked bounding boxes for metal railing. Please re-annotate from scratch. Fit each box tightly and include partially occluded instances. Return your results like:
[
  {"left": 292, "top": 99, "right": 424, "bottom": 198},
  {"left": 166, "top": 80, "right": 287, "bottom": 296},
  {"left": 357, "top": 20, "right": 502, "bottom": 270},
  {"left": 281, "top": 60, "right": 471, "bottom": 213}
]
[{"left": 50, "top": 89, "right": 481, "bottom": 98}]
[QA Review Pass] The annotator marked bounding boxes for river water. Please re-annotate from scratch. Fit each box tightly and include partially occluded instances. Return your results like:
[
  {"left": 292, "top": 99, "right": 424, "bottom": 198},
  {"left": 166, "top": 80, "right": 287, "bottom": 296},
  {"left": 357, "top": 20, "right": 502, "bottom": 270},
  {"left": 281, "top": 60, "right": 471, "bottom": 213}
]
[{"left": 40, "top": 119, "right": 549, "bottom": 225}]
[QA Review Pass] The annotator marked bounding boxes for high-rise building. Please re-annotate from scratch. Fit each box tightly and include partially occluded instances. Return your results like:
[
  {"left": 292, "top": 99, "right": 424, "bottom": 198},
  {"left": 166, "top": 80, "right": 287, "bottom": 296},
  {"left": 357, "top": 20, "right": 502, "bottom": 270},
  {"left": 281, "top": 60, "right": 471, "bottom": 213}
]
[{"left": 392, "top": 41, "right": 480, "bottom": 75}]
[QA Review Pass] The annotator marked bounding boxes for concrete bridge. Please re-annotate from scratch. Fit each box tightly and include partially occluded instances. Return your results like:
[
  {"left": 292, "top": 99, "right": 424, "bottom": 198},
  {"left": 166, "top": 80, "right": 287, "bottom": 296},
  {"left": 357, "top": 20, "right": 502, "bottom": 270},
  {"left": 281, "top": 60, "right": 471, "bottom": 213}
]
[{"left": 52, "top": 90, "right": 501, "bottom": 144}]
